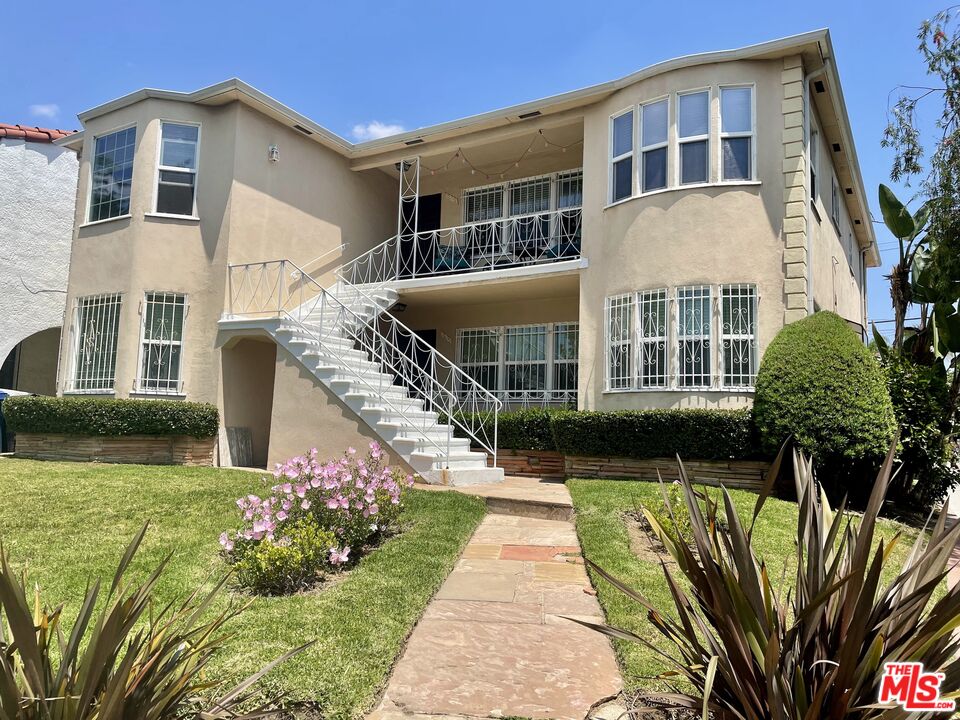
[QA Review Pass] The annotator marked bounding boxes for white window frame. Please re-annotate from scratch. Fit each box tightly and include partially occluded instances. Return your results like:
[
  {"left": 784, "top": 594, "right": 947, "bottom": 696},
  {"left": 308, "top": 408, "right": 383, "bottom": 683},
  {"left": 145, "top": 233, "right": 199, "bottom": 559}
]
[
  {"left": 67, "top": 293, "right": 123, "bottom": 393},
  {"left": 458, "top": 323, "right": 578, "bottom": 403},
  {"left": 831, "top": 174, "right": 841, "bottom": 228},
  {"left": 719, "top": 84, "right": 756, "bottom": 182},
  {"left": 609, "top": 108, "right": 635, "bottom": 203},
  {"left": 134, "top": 291, "right": 188, "bottom": 395},
  {"left": 810, "top": 124, "right": 820, "bottom": 204},
  {"left": 676, "top": 89, "right": 711, "bottom": 186},
  {"left": 503, "top": 324, "right": 549, "bottom": 401},
  {"left": 637, "top": 288, "right": 669, "bottom": 388},
  {"left": 461, "top": 169, "right": 585, "bottom": 224},
  {"left": 720, "top": 284, "right": 758, "bottom": 389},
  {"left": 86, "top": 123, "right": 137, "bottom": 223},
  {"left": 604, "top": 294, "right": 635, "bottom": 390},
  {"left": 675, "top": 285, "right": 714, "bottom": 389},
  {"left": 153, "top": 120, "right": 201, "bottom": 218},
  {"left": 552, "top": 322, "right": 580, "bottom": 402},
  {"left": 639, "top": 97, "right": 669, "bottom": 194}
]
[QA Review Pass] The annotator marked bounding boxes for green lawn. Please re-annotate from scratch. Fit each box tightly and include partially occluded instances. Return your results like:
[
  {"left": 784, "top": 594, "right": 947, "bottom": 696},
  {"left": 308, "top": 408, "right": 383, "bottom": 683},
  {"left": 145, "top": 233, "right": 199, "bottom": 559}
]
[
  {"left": 568, "top": 478, "right": 927, "bottom": 690},
  {"left": 0, "top": 459, "right": 485, "bottom": 720}
]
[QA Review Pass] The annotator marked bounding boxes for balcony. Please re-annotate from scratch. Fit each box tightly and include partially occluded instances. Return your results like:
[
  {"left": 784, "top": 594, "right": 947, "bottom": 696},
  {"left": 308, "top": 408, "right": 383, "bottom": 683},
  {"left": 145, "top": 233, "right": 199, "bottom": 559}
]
[{"left": 341, "top": 207, "right": 582, "bottom": 285}]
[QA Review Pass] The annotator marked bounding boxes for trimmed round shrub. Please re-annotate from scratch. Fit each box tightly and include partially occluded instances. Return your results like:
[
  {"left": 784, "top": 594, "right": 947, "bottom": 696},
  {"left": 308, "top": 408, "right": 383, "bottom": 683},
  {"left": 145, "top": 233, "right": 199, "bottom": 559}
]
[
  {"left": 753, "top": 312, "right": 895, "bottom": 495},
  {"left": 231, "top": 519, "right": 337, "bottom": 595}
]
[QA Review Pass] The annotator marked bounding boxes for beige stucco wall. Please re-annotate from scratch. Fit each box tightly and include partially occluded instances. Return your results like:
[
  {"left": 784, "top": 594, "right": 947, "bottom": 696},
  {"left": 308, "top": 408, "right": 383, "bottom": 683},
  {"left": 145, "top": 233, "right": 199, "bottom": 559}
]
[
  {"left": 808, "top": 105, "right": 866, "bottom": 331},
  {"left": 576, "top": 59, "right": 788, "bottom": 411},
  {"left": 220, "top": 336, "right": 276, "bottom": 467},
  {"left": 8, "top": 327, "right": 61, "bottom": 395},
  {"left": 266, "top": 345, "right": 409, "bottom": 469},
  {"left": 58, "top": 99, "right": 397, "bottom": 415}
]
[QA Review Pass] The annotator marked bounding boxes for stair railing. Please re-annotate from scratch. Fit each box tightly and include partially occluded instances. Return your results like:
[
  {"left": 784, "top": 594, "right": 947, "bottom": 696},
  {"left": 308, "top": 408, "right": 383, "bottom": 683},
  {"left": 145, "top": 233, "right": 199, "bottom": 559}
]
[{"left": 226, "top": 259, "right": 501, "bottom": 465}]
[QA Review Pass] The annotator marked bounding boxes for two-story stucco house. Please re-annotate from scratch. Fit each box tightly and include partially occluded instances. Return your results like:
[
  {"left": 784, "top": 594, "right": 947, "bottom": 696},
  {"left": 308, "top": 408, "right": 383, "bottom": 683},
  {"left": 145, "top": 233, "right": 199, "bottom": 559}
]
[{"left": 53, "top": 30, "right": 877, "bottom": 482}]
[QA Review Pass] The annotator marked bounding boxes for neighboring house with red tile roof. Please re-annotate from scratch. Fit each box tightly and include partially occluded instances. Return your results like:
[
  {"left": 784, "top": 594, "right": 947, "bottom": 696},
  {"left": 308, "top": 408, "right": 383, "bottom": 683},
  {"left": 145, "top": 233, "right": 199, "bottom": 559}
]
[
  {"left": 0, "top": 123, "right": 76, "bottom": 143},
  {"left": 0, "top": 122, "right": 79, "bottom": 396}
]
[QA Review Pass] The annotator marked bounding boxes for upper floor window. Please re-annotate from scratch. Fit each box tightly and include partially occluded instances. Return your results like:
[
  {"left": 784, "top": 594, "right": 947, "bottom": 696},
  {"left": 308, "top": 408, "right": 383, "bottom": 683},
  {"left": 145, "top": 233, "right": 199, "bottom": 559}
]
[
  {"left": 810, "top": 127, "right": 819, "bottom": 203},
  {"left": 70, "top": 293, "right": 122, "bottom": 392},
  {"left": 136, "top": 292, "right": 187, "bottom": 394},
  {"left": 720, "top": 86, "right": 753, "bottom": 181},
  {"left": 678, "top": 91, "right": 709, "bottom": 185},
  {"left": 89, "top": 127, "right": 136, "bottom": 222},
  {"left": 156, "top": 122, "right": 200, "bottom": 216},
  {"left": 831, "top": 175, "right": 841, "bottom": 227},
  {"left": 610, "top": 109, "right": 634, "bottom": 202},
  {"left": 640, "top": 99, "right": 668, "bottom": 192}
]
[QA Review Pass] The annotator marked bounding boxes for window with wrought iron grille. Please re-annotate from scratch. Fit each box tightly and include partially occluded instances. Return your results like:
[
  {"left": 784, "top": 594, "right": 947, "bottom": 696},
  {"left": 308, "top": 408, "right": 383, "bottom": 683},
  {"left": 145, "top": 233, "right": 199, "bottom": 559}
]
[
  {"left": 605, "top": 294, "right": 634, "bottom": 390},
  {"left": 89, "top": 127, "right": 136, "bottom": 222},
  {"left": 457, "top": 323, "right": 578, "bottom": 403},
  {"left": 504, "top": 325, "right": 547, "bottom": 399},
  {"left": 721, "top": 284, "right": 757, "bottom": 388},
  {"left": 70, "top": 294, "right": 122, "bottom": 392},
  {"left": 156, "top": 122, "right": 199, "bottom": 216},
  {"left": 641, "top": 99, "right": 668, "bottom": 193},
  {"left": 457, "top": 328, "right": 500, "bottom": 392},
  {"left": 556, "top": 170, "right": 583, "bottom": 209},
  {"left": 463, "top": 184, "right": 504, "bottom": 223},
  {"left": 553, "top": 323, "right": 579, "bottom": 399},
  {"left": 610, "top": 109, "right": 634, "bottom": 202},
  {"left": 638, "top": 289, "right": 669, "bottom": 387},
  {"left": 720, "top": 86, "right": 753, "bottom": 181},
  {"left": 136, "top": 292, "right": 187, "bottom": 393},
  {"left": 676, "top": 285, "right": 713, "bottom": 388},
  {"left": 678, "top": 91, "right": 709, "bottom": 185}
]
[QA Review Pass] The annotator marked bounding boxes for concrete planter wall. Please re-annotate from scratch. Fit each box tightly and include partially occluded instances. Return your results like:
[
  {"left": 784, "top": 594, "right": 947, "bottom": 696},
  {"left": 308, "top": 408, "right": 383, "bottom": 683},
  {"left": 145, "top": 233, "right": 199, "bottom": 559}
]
[
  {"left": 14, "top": 433, "right": 215, "bottom": 466},
  {"left": 489, "top": 448, "right": 769, "bottom": 490}
]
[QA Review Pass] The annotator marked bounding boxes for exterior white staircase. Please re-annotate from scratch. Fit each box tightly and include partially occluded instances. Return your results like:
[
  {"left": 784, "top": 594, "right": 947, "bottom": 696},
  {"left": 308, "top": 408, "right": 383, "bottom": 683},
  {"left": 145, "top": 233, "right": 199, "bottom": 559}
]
[{"left": 225, "top": 260, "right": 503, "bottom": 485}]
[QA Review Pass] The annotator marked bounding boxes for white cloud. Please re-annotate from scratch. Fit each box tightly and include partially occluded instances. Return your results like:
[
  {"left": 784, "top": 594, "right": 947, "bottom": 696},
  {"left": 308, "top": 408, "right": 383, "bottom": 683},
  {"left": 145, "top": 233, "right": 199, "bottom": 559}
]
[
  {"left": 29, "top": 103, "right": 60, "bottom": 120},
  {"left": 351, "top": 120, "right": 406, "bottom": 141}
]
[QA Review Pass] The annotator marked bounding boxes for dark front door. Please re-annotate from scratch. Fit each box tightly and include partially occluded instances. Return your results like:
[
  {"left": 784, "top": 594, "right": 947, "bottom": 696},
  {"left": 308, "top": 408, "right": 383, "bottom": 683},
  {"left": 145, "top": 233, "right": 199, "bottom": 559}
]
[
  {"left": 393, "top": 328, "right": 437, "bottom": 398},
  {"left": 398, "top": 194, "right": 442, "bottom": 277}
]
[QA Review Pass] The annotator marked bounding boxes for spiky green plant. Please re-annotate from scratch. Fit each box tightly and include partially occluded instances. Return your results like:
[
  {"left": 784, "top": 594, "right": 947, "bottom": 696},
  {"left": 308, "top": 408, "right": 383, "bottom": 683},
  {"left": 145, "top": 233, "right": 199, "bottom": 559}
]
[
  {"left": 0, "top": 524, "right": 309, "bottom": 719},
  {"left": 575, "top": 442, "right": 960, "bottom": 719}
]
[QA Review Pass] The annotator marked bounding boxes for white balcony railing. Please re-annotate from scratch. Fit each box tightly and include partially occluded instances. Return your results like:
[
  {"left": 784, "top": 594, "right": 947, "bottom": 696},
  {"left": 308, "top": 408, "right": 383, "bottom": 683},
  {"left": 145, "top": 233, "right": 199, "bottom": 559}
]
[{"left": 340, "top": 207, "right": 582, "bottom": 285}]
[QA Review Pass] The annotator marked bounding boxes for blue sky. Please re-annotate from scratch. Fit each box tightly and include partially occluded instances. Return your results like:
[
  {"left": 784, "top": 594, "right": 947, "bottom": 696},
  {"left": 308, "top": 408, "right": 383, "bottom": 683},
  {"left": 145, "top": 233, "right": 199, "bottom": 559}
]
[{"left": 0, "top": 0, "right": 946, "bottom": 330}]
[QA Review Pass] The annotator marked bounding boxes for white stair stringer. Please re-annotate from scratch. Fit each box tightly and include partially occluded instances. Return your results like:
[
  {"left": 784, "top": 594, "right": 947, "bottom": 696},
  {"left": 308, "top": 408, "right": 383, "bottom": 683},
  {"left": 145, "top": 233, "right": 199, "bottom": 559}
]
[{"left": 269, "top": 282, "right": 504, "bottom": 487}]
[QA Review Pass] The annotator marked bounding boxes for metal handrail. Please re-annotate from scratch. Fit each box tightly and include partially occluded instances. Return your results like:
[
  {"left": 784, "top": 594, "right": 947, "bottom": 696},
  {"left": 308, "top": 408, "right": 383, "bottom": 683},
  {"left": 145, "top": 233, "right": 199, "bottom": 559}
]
[
  {"left": 226, "top": 258, "right": 501, "bottom": 463},
  {"left": 292, "top": 242, "right": 350, "bottom": 281},
  {"left": 339, "top": 207, "right": 582, "bottom": 285}
]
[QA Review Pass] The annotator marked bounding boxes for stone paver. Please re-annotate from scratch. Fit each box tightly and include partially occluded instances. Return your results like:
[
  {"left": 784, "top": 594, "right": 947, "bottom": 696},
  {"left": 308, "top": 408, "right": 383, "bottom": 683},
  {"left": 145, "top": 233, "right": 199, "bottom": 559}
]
[{"left": 372, "top": 509, "right": 622, "bottom": 720}]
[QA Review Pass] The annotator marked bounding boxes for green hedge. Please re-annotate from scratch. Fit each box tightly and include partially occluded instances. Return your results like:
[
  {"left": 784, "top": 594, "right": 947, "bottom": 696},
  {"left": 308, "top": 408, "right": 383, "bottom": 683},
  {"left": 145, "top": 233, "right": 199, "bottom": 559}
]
[
  {"left": 459, "top": 407, "right": 760, "bottom": 460},
  {"left": 3, "top": 396, "right": 219, "bottom": 439}
]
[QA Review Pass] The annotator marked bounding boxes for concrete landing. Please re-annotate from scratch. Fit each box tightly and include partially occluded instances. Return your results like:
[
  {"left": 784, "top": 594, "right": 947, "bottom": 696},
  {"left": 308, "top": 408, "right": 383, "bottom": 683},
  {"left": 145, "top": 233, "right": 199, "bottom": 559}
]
[
  {"left": 417, "top": 475, "right": 575, "bottom": 520},
  {"left": 370, "top": 514, "right": 622, "bottom": 720}
]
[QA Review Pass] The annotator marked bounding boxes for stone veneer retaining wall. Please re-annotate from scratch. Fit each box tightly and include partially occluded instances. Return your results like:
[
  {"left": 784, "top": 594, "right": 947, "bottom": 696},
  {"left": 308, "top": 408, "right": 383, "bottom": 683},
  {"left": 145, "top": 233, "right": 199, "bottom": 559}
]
[
  {"left": 14, "top": 433, "right": 216, "bottom": 466},
  {"left": 489, "top": 448, "right": 769, "bottom": 490}
]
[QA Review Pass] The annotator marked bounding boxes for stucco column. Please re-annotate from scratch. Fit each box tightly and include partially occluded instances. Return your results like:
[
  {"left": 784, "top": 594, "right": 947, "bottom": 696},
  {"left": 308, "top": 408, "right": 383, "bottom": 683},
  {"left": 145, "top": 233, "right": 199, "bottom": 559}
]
[{"left": 781, "top": 56, "right": 808, "bottom": 323}]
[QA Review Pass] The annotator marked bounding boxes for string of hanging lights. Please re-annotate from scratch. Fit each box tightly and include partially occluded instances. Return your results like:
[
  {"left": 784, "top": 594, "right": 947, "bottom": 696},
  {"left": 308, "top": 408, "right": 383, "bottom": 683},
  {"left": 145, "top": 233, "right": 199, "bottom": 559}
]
[{"left": 420, "top": 129, "right": 583, "bottom": 182}]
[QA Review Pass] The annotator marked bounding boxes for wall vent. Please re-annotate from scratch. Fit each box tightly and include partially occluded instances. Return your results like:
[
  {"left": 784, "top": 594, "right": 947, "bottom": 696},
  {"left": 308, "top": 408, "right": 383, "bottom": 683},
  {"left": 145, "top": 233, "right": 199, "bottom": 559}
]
[
  {"left": 293, "top": 124, "right": 313, "bottom": 135},
  {"left": 518, "top": 110, "right": 542, "bottom": 119},
  {"left": 404, "top": 138, "right": 424, "bottom": 146}
]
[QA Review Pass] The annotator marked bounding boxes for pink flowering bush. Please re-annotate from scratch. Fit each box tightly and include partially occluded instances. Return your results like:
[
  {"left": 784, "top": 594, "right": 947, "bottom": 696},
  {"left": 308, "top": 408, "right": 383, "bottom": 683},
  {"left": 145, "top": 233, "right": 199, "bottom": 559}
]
[{"left": 221, "top": 442, "right": 414, "bottom": 594}]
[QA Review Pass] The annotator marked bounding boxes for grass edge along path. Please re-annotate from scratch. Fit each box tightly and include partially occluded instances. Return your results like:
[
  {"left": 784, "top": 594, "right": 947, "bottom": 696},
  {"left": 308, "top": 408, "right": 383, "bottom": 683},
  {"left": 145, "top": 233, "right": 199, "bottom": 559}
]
[
  {"left": 0, "top": 459, "right": 486, "bottom": 720},
  {"left": 567, "top": 477, "right": 929, "bottom": 691}
]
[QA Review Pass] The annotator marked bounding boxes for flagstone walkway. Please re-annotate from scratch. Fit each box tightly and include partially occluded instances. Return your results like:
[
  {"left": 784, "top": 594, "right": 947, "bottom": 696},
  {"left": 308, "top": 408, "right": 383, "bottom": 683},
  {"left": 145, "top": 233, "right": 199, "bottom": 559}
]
[{"left": 370, "top": 506, "right": 622, "bottom": 720}]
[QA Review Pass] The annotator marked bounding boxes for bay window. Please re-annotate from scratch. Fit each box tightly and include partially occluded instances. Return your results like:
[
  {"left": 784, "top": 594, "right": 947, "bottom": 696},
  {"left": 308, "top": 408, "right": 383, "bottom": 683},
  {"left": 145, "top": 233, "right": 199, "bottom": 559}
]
[
  {"left": 610, "top": 110, "right": 634, "bottom": 202},
  {"left": 136, "top": 292, "right": 187, "bottom": 393},
  {"left": 640, "top": 99, "right": 668, "bottom": 192},
  {"left": 70, "top": 293, "right": 122, "bottom": 392},
  {"left": 89, "top": 127, "right": 136, "bottom": 222},
  {"left": 678, "top": 91, "right": 709, "bottom": 184},
  {"left": 603, "top": 284, "right": 758, "bottom": 392},
  {"left": 156, "top": 122, "right": 199, "bottom": 216},
  {"left": 720, "top": 86, "right": 753, "bottom": 181}
]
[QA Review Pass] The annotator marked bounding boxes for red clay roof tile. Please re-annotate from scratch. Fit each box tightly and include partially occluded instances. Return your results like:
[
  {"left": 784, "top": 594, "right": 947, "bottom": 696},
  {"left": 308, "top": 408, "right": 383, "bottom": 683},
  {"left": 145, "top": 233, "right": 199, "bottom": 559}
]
[{"left": 0, "top": 123, "right": 76, "bottom": 143}]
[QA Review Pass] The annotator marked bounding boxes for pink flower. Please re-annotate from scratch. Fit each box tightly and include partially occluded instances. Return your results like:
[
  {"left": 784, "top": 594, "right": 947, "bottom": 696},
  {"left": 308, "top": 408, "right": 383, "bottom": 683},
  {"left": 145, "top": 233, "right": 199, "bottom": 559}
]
[
  {"left": 301, "top": 499, "right": 311, "bottom": 510},
  {"left": 276, "top": 510, "right": 288, "bottom": 521},
  {"left": 347, "top": 447, "right": 357, "bottom": 455},
  {"left": 329, "top": 546, "right": 351, "bottom": 565}
]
